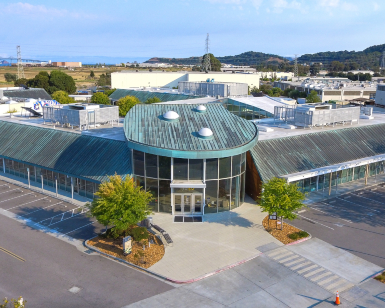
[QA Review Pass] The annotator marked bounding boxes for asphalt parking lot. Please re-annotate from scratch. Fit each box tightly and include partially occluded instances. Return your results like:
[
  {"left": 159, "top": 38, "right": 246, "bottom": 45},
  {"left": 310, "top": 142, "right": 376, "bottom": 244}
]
[
  {"left": 0, "top": 180, "right": 104, "bottom": 240},
  {"left": 290, "top": 183, "right": 385, "bottom": 268}
]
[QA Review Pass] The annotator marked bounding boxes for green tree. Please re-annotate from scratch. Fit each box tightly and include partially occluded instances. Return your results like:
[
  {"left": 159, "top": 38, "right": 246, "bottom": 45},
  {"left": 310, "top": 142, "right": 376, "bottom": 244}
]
[
  {"left": 14, "top": 78, "right": 29, "bottom": 87},
  {"left": 288, "top": 89, "right": 306, "bottom": 99},
  {"left": 48, "top": 70, "right": 76, "bottom": 94},
  {"left": 309, "top": 63, "right": 320, "bottom": 76},
  {"left": 86, "top": 175, "right": 153, "bottom": 235},
  {"left": 52, "top": 91, "right": 75, "bottom": 104},
  {"left": 91, "top": 92, "right": 110, "bottom": 105},
  {"left": 4, "top": 73, "right": 17, "bottom": 82},
  {"left": 97, "top": 73, "right": 111, "bottom": 86},
  {"left": 250, "top": 86, "right": 260, "bottom": 94},
  {"left": 27, "top": 71, "right": 49, "bottom": 90},
  {"left": 201, "top": 53, "right": 222, "bottom": 71},
  {"left": 144, "top": 96, "right": 162, "bottom": 104},
  {"left": 259, "top": 84, "right": 272, "bottom": 94},
  {"left": 117, "top": 95, "right": 140, "bottom": 116},
  {"left": 104, "top": 88, "right": 116, "bottom": 97},
  {"left": 271, "top": 87, "right": 283, "bottom": 97},
  {"left": 90, "top": 70, "right": 95, "bottom": 78},
  {"left": 258, "top": 178, "right": 306, "bottom": 229},
  {"left": 306, "top": 90, "right": 321, "bottom": 104}
]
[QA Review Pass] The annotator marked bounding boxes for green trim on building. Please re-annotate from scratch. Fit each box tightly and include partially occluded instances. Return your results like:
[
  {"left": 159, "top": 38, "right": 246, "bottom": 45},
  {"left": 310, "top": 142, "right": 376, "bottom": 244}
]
[
  {"left": 0, "top": 121, "right": 131, "bottom": 183},
  {"left": 250, "top": 124, "right": 385, "bottom": 182},
  {"left": 124, "top": 103, "right": 258, "bottom": 159},
  {"left": 109, "top": 89, "right": 199, "bottom": 102}
]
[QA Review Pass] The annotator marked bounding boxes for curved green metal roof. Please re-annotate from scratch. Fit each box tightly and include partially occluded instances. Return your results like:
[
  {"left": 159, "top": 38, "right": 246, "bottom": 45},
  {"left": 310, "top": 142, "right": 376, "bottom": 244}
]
[
  {"left": 250, "top": 123, "right": 385, "bottom": 181},
  {"left": 0, "top": 121, "right": 131, "bottom": 183},
  {"left": 109, "top": 89, "right": 199, "bottom": 102},
  {"left": 124, "top": 103, "right": 258, "bottom": 159}
]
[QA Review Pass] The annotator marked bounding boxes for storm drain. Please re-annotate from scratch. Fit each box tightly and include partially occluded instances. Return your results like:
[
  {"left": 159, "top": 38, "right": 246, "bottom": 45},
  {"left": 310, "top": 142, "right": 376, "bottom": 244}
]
[{"left": 174, "top": 216, "right": 203, "bottom": 223}]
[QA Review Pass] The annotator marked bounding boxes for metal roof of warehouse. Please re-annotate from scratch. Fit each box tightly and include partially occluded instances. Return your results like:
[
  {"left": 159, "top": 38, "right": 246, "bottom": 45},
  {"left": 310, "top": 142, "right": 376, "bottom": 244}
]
[
  {"left": 250, "top": 123, "right": 385, "bottom": 181},
  {"left": 124, "top": 103, "right": 258, "bottom": 158},
  {"left": 109, "top": 89, "right": 199, "bottom": 102},
  {"left": 0, "top": 121, "right": 131, "bottom": 182},
  {"left": 4, "top": 88, "right": 52, "bottom": 100}
]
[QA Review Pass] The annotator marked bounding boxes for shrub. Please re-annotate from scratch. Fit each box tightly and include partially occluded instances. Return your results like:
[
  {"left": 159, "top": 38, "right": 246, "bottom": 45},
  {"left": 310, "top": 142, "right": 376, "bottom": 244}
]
[
  {"left": 130, "top": 226, "right": 149, "bottom": 242},
  {"left": 288, "top": 231, "right": 309, "bottom": 240}
]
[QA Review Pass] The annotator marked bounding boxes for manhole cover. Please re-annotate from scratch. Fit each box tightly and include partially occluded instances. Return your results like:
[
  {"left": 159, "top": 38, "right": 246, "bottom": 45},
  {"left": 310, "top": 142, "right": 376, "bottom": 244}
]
[{"left": 68, "top": 286, "right": 81, "bottom": 294}]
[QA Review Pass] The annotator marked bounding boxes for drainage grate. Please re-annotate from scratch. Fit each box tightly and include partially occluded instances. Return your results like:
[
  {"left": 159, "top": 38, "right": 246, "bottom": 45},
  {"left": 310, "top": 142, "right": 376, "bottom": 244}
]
[
  {"left": 174, "top": 216, "right": 203, "bottom": 223},
  {"left": 83, "top": 249, "right": 93, "bottom": 254}
]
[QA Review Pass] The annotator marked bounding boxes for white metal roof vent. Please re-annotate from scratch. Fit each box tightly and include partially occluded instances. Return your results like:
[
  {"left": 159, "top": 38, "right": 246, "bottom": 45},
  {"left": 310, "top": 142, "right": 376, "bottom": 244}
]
[
  {"left": 195, "top": 105, "right": 207, "bottom": 113},
  {"left": 163, "top": 110, "right": 179, "bottom": 122},
  {"left": 198, "top": 127, "right": 213, "bottom": 139}
]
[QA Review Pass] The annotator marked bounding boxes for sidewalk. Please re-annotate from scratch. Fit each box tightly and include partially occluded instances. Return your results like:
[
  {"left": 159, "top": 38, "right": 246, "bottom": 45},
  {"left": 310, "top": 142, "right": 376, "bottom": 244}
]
[{"left": 148, "top": 196, "right": 283, "bottom": 281}]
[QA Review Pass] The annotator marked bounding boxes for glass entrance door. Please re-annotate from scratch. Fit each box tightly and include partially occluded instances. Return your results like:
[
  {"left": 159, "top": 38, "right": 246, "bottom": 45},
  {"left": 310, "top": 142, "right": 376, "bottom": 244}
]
[{"left": 173, "top": 193, "right": 203, "bottom": 215}]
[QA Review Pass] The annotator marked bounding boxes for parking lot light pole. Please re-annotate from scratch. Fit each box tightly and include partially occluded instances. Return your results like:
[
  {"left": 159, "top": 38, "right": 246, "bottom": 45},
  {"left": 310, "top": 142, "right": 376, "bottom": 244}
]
[{"left": 27, "top": 167, "right": 30, "bottom": 188}]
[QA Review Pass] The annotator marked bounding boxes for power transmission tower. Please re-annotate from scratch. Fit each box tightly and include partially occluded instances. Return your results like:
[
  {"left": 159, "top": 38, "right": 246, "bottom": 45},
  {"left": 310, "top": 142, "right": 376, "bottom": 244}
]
[
  {"left": 294, "top": 54, "right": 298, "bottom": 80},
  {"left": 17, "top": 45, "right": 25, "bottom": 80},
  {"left": 381, "top": 50, "right": 385, "bottom": 69},
  {"left": 202, "top": 33, "right": 211, "bottom": 72}
]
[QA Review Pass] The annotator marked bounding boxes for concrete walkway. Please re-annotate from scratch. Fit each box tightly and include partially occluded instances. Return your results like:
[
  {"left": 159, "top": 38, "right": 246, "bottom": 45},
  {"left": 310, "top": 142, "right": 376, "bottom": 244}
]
[
  {"left": 149, "top": 196, "right": 283, "bottom": 281},
  {"left": 124, "top": 238, "right": 385, "bottom": 308}
]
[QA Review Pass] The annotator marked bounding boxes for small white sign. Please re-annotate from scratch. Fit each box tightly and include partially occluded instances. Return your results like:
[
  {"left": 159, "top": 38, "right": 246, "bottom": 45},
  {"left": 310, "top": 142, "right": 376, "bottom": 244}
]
[{"left": 277, "top": 221, "right": 281, "bottom": 224}]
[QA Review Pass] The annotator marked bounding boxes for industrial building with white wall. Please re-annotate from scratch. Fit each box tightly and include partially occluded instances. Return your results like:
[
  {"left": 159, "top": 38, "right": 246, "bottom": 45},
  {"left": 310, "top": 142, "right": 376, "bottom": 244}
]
[{"left": 111, "top": 71, "right": 260, "bottom": 89}]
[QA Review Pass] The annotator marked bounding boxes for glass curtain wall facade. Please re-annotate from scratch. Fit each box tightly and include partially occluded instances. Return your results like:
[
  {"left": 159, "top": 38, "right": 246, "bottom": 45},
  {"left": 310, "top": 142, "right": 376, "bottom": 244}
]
[
  {"left": 132, "top": 150, "right": 246, "bottom": 214},
  {"left": 1, "top": 158, "right": 99, "bottom": 199},
  {"left": 219, "top": 98, "right": 274, "bottom": 120},
  {"left": 291, "top": 162, "right": 385, "bottom": 193}
]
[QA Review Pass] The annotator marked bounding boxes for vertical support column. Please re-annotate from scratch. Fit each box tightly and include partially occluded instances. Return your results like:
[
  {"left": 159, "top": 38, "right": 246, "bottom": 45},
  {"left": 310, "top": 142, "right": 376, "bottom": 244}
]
[
  {"left": 2, "top": 158, "right": 5, "bottom": 174},
  {"left": 27, "top": 168, "right": 30, "bottom": 188},
  {"left": 55, "top": 176, "right": 58, "bottom": 197},
  {"left": 71, "top": 177, "right": 74, "bottom": 199},
  {"left": 328, "top": 172, "right": 332, "bottom": 196},
  {"left": 365, "top": 164, "right": 369, "bottom": 185},
  {"left": 203, "top": 159, "right": 206, "bottom": 216},
  {"left": 170, "top": 158, "right": 174, "bottom": 215}
]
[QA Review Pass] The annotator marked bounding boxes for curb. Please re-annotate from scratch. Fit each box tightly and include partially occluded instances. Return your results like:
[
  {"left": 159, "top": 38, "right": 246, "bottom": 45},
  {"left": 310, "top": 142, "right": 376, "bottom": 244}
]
[
  {"left": 84, "top": 237, "right": 262, "bottom": 284},
  {"left": 284, "top": 220, "right": 312, "bottom": 246}
]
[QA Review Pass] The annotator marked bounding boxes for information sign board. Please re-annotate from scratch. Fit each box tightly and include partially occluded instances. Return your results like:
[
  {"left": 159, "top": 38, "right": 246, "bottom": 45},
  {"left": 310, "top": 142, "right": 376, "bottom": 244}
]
[
  {"left": 269, "top": 212, "right": 277, "bottom": 220},
  {"left": 123, "top": 236, "right": 132, "bottom": 255}
]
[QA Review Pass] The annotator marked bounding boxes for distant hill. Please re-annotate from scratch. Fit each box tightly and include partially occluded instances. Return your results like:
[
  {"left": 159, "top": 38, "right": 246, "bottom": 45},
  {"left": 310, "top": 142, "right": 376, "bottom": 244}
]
[
  {"left": 298, "top": 44, "right": 385, "bottom": 69},
  {"left": 145, "top": 51, "right": 288, "bottom": 66},
  {"left": 145, "top": 44, "right": 385, "bottom": 70}
]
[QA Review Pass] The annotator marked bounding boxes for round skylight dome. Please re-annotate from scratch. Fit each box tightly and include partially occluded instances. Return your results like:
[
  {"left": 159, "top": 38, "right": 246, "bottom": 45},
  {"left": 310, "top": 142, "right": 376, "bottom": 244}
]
[
  {"left": 198, "top": 127, "right": 213, "bottom": 138},
  {"left": 196, "top": 105, "right": 207, "bottom": 113},
  {"left": 163, "top": 110, "right": 179, "bottom": 121}
]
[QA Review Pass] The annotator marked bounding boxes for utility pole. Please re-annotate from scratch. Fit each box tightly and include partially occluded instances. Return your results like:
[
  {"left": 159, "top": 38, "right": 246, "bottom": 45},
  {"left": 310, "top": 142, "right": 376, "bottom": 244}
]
[
  {"left": 17, "top": 46, "right": 25, "bottom": 80},
  {"left": 294, "top": 54, "right": 299, "bottom": 81},
  {"left": 202, "top": 33, "right": 211, "bottom": 72}
]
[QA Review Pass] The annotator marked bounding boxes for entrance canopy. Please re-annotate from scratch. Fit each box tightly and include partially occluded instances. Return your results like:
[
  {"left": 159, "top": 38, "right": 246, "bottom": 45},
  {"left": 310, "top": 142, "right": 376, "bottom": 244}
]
[{"left": 170, "top": 180, "right": 206, "bottom": 189}]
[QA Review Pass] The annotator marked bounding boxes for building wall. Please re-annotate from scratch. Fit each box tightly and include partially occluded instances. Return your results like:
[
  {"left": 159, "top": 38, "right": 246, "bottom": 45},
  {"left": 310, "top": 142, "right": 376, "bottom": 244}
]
[
  {"left": 245, "top": 151, "right": 262, "bottom": 201},
  {"left": 111, "top": 72, "right": 260, "bottom": 89},
  {"left": 52, "top": 62, "right": 82, "bottom": 67},
  {"left": 376, "top": 85, "right": 385, "bottom": 106}
]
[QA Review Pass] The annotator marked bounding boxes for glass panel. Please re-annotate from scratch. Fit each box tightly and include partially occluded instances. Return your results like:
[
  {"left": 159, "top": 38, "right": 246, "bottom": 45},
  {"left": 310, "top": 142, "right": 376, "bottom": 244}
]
[
  {"left": 231, "top": 176, "right": 240, "bottom": 209},
  {"left": 241, "top": 153, "right": 246, "bottom": 173},
  {"left": 146, "top": 178, "right": 158, "bottom": 212},
  {"left": 86, "top": 181, "right": 94, "bottom": 199},
  {"left": 359, "top": 166, "right": 366, "bottom": 179},
  {"left": 194, "top": 194, "right": 202, "bottom": 213},
  {"left": 206, "top": 158, "right": 218, "bottom": 180},
  {"left": 159, "top": 180, "right": 171, "bottom": 213},
  {"left": 133, "top": 150, "right": 144, "bottom": 176},
  {"left": 310, "top": 176, "right": 317, "bottom": 192},
  {"left": 79, "top": 179, "right": 86, "bottom": 196},
  {"left": 353, "top": 167, "right": 360, "bottom": 180},
  {"left": 183, "top": 195, "right": 191, "bottom": 213},
  {"left": 59, "top": 173, "right": 66, "bottom": 191},
  {"left": 158, "top": 156, "right": 171, "bottom": 179},
  {"left": 219, "top": 157, "right": 231, "bottom": 179},
  {"left": 240, "top": 172, "right": 245, "bottom": 204},
  {"left": 218, "top": 179, "right": 230, "bottom": 212},
  {"left": 134, "top": 175, "right": 145, "bottom": 189},
  {"left": 189, "top": 159, "right": 203, "bottom": 180},
  {"left": 232, "top": 155, "right": 241, "bottom": 176},
  {"left": 174, "top": 194, "right": 182, "bottom": 213},
  {"left": 303, "top": 178, "right": 311, "bottom": 192},
  {"left": 145, "top": 153, "right": 158, "bottom": 178},
  {"left": 205, "top": 180, "right": 217, "bottom": 214},
  {"left": 173, "top": 158, "right": 188, "bottom": 180}
]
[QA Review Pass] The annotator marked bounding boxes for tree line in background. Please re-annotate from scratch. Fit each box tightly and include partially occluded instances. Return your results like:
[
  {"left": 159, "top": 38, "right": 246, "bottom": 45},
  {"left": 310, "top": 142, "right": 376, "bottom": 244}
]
[{"left": 251, "top": 85, "right": 320, "bottom": 103}]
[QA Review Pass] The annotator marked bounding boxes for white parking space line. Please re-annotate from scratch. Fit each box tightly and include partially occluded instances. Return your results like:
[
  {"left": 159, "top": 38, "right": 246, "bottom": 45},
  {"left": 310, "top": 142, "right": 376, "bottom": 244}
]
[
  {"left": 0, "top": 192, "right": 34, "bottom": 203},
  {"left": 336, "top": 197, "right": 380, "bottom": 212},
  {"left": 64, "top": 221, "right": 95, "bottom": 235},
  {"left": 6, "top": 197, "right": 49, "bottom": 210},
  {"left": 19, "top": 201, "right": 64, "bottom": 217},
  {"left": 297, "top": 214, "right": 335, "bottom": 230},
  {"left": 0, "top": 188, "right": 21, "bottom": 195},
  {"left": 0, "top": 184, "right": 11, "bottom": 188},
  {"left": 307, "top": 206, "right": 353, "bottom": 223},
  {"left": 36, "top": 206, "right": 88, "bottom": 226},
  {"left": 350, "top": 192, "right": 385, "bottom": 206}
]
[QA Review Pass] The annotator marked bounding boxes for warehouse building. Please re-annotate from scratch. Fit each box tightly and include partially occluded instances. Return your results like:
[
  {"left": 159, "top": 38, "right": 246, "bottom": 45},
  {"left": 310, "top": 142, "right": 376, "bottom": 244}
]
[{"left": 2, "top": 97, "right": 385, "bottom": 219}]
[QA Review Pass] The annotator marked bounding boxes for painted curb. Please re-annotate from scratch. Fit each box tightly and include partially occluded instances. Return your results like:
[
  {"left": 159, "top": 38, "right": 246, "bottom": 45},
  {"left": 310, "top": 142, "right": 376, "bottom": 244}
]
[{"left": 84, "top": 237, "right": 262, "bottom": 284}]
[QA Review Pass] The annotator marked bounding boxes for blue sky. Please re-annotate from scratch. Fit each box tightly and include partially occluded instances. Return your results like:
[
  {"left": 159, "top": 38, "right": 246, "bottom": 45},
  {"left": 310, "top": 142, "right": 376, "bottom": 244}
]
[{"left": 1, "top": 0, "right": 384, "bottom": 63}]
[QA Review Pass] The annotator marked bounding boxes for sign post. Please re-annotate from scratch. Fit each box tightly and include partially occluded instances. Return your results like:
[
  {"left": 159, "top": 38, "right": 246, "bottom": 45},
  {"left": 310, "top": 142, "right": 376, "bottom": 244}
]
[{"left": 123, "top": 236, "right": 132, "bottom": 256}]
